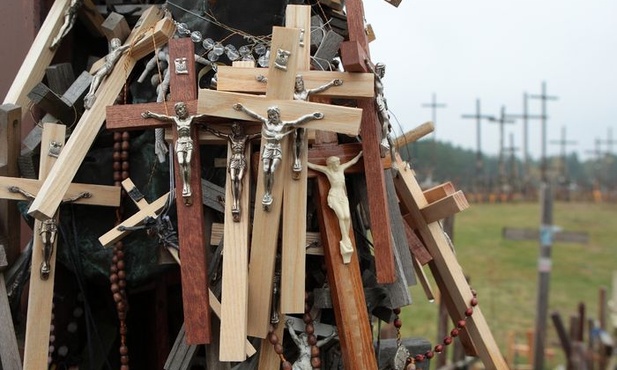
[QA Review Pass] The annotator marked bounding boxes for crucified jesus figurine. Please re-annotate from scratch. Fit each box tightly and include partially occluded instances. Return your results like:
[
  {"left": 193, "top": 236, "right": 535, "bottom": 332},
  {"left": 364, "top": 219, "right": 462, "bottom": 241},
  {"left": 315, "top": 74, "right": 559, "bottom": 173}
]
[
  {"left": 307, "top": 151, "right": 363, "bottom": 264},
  {"left": 233, "top": 103, "right": 324, "bottom": 210},
  {"left": 49, "top": 0, "right": 82, "bottom": 50},
  {"left": 142, "top": 102, "right": 208, "bottom": 205},
  {"left": 285, "top": 319, "right": 337, "bottom": 370},
  {"left": 291, "top": 75, "right": 342, "bottom": 178},
  {"left": 205, "top": 122, "right": 260, "bottom": 221},
  {"left": 84, "top": 38, "right": 130, "bottom": 109}
]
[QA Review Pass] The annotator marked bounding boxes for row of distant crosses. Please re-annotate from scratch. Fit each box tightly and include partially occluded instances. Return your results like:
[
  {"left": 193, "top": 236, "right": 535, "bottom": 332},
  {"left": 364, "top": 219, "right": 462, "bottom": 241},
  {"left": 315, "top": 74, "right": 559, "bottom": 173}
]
[{"left": 419, "top": 82, "right": 616, "bottom": 200}]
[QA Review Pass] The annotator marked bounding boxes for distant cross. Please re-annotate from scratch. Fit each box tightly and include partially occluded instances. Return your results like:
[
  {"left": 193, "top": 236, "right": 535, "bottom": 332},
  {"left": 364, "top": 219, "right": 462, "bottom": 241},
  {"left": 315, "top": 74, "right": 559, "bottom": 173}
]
[
  {"left": 421, "top": 92, "right": 447, "bottom": 140},
  {"left": 585, "top": 138, "right": 604, "bottom": 190},
  {"left": 488, "top": 106, "right": 515, "bottom": 193},
  {"left": 105, "top": 38, "right": 211, "bottom": 344},
  {"left": 529, "top": 81, "right": 559, "bottom": 183},
  {"left": 549, "top": 126, "right": 577, "bottom": 184},
  {"left": 461, "top": 98, "right": 494, "bottom": 194},
  {"left": 506, "top": 92, "right": 543, "bottom": 194},
  {"left": 502, "top": 133, "right": 520, "bottom": 196},
  {"left": 599, "top": 127, "right": 616, "bottom": 189}
]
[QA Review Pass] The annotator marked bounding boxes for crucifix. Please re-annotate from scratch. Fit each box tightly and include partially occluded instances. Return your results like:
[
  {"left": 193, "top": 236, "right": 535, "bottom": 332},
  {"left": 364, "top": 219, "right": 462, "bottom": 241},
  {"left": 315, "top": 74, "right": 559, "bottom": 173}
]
[
  {"left": 461, "top": 99, "right": 495, "bottom": 199},
  {"left": 104, "top": 37, "right": 211, "bottom": 344},
  {"left": 199, "top": 25, "right": 363, "bottom": 339},
  {"left": 26, "top": 5, "right": 175, "bottom": 221},
  {"left": 488, "top": 106, "right": 515, "bottom": 196},
  {"left": 308, "top": 141, "right": 378, "bottom": 370},
  {"left": 0, "top": 122, "right": 121, "bottom": 369}
]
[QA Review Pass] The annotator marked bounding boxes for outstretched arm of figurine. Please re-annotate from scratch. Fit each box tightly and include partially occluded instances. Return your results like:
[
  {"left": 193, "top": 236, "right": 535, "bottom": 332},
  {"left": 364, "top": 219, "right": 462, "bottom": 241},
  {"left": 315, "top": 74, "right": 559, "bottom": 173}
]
[
  {"left": 233, "top": 103, "right": 266, "bottom": 123},
  {"left": 141, "top": 111, "right": 174, "bottom": 122},
  {"left": 316, "top": 329, "right": 338, "bottom": 347},
  {"left": 306, "top": 161, "right": 328, "bottom": 174},
  {"left": 308, "top": 78, "right": 343, "bottom": 95},
  {"left": 285, "top": 320, "right": 304, "bottom": 347},
  {"left": 291, "top": 112, "right": 324, "bottom": 127},
  {"left": 340, "top": 151, "right": 363, "bottom": 171},
  {"left": 204, "top": 126, "right": 228, "bottom": 139}
]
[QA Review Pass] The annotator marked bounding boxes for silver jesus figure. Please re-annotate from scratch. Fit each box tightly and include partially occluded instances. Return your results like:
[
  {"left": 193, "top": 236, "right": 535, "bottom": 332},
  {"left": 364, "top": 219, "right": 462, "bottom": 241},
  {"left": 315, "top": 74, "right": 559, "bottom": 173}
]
[
  {"left": 233, "top": 103, "right": 324, "bottom": 210},
  {"left": 142, "top": 102, "right": 208, "bottom": 205},
  {"left": 84, "top": 38, "right": 130, "bottom": 109},
  {"left": 291, "top": 75, "right": 342, "bottom": 178},
  {"left": 205, "top": 123, "right": 260, "bottom": 221}
]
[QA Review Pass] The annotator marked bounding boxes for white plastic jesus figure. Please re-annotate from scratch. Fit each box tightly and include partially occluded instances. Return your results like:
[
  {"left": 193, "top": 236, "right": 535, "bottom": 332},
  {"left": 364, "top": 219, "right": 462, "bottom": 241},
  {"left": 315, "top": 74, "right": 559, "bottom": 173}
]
[{"left": 307, "top": 151, "right": 363, "bottom": 264}]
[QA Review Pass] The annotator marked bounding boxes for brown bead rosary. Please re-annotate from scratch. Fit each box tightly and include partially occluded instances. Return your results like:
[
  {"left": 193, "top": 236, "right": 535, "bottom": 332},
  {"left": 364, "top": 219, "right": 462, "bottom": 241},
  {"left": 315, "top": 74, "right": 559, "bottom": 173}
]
[{"left": 110, "top": 130, "right": 131, "bottom": 369}]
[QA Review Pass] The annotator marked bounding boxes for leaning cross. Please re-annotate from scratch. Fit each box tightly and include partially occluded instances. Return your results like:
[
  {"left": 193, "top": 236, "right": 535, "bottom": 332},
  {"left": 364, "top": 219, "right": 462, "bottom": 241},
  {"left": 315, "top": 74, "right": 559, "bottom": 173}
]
[
  {"left": 0, "top": 122, "right": 121, "bottom": 369},
  {"left": 104, "top": 38, "right": 211, "bottom": 344},
  {"left": 199, "top": 25, "right": 363, "bottom": 338},
  {"left": 27, "top": 6, "right": 175, "bottom": 220}
]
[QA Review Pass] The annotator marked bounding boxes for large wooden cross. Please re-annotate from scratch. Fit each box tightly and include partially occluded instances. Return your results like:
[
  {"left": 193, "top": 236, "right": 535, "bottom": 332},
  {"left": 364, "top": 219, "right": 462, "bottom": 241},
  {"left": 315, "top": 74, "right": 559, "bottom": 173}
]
[
  {"left": 26, "top": 6, "right": 175, "bottom": 220},
  {"left": 0, "top": 122, "right": 121, "bottom": 369},
  {"left": 198, "top": 25, "right": 363, "bottom": 338},
  {"left": 104, "top": 38, "right": 211, "bottom": 344}
]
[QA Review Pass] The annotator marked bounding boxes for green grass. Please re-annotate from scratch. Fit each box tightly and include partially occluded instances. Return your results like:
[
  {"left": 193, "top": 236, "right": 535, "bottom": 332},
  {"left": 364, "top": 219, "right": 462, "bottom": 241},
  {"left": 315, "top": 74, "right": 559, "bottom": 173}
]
[{"left": 397, "top": 201, "right": 617, "bottom": 369}]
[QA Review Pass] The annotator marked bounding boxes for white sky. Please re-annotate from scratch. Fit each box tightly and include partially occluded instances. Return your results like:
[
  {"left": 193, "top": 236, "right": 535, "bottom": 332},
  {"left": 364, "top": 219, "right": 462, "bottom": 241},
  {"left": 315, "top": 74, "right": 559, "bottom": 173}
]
[{"left": 362, "top": 0, "right": 617, "bottom": 160}]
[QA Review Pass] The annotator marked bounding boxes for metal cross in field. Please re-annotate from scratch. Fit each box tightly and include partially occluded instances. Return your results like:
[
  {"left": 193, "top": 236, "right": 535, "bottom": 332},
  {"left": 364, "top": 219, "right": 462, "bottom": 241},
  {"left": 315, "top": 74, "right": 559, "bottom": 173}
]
[
  {"left": 104, "top": 37, "right": 211, "bottom": 344},
  {"left": 0, "top": 122, "right": 121, "bottom": 369},
  {"left": 488, "top": 106, "right": 515, "bottom": 194},
  {"left": 529, "top": 81, "right": 559, "bottom": 183},
  {"left": 198, "top": 25, "right": 363, "bottom": 339},
  {"left": 421, "top": 92, "right": 447, "bottom": 140},
  {"left": 461, "top": 99, "right": 495, "bottom": 197}
]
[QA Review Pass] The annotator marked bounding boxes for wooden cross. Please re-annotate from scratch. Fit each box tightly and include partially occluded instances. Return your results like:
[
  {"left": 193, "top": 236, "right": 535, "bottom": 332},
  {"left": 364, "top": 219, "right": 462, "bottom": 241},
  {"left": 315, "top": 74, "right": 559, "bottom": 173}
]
[
  {"left": 27, "top": 5, "right": 175, "bottom": 220},
  {"left": 339, "top": 0, "right": 397, "bottom": 284},
  {"left": 392, "top": 153, "right": 509, "bottom": 369},
  {"left": 308, "top": 141, "right": 378, "bottom": 370},
  {"left": 0, "top": 122, "right": 121, "bottom": 369},
  {"left": 199, "top": 25, "right": 363, "bottom": 338},
  {"left": 104, "top": 38, "right": 211, "bottom": 344}
]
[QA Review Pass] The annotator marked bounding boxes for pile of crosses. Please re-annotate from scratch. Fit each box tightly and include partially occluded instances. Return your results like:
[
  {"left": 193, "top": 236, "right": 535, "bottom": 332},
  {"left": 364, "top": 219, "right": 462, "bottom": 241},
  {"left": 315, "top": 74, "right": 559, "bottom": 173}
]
[{"left": 0, "top": 0, "right": 509, "bottom": 369}]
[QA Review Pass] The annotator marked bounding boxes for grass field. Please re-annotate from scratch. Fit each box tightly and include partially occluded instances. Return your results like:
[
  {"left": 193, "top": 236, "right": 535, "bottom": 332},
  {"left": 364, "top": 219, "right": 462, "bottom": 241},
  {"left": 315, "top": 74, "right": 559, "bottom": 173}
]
[{"left": 397, "top": 201, "right": 617, "bottom": 369}]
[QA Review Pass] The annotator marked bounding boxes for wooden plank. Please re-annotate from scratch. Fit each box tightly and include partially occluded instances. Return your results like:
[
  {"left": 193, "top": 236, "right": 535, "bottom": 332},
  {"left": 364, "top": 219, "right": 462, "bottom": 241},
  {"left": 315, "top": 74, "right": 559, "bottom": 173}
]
[
  {"left": 0, "top": 244, "right": 21, "bottom": 370},
  {"left": 0, "top": 104, "right": 21, "bottom": 265},
  {"left": 393, "top": 154, "right": 508, "bottom": 369},
  {"left": 280, "top": 4, "right": 311, "bottom": 316},
  {"left": 394, "top": 121, "right": 434, "bottom": 148},
  {"left": 3, "top": 0, "right": 71, "bottom": 113},
  {"left": 0, "top": 177, "right": 120, "bottom": 206},
  {"left": 216, "top": 67, "right": 374, "bottom": 98},
  {"left": 219, "top": 139, "right": 252, "bottom": 360},
  {"left": 27, "top": 6, "right": 174, "bottom": 220},
  {"left": 257, "top": 324, "right": 285, "bottom": 370},
  {"left": 314, "top": 174, "right": 378, "bottom": 370},
  {"left": 198, "top": 89, "right": 362, "bottom": 136},
  {"left": 101, "top": 12, "right": 131, "bottom": 42},
  {"left": 246, "top": 26, "right": 301, "bottom": 339},
  {"left": 23, "top": 122, "right": 65, "bottom": 370},
  {"left": 344, "top": 0, "right": 396, "bottom": 284}
]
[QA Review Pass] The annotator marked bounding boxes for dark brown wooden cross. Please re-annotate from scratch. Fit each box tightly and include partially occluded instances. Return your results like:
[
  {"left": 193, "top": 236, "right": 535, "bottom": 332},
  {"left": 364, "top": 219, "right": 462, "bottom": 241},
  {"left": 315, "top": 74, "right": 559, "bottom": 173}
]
[
  {"left": 337, "top": 0, "right": 397, "bottom": 284},
  {"left": 104, "top": 38, "right": 211, "bottom": 344}
]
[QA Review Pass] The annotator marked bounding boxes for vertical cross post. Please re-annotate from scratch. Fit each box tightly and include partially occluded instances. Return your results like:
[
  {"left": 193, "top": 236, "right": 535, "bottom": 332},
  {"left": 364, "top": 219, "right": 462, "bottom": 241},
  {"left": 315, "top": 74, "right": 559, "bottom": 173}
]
[
  {"left": 339, "top": 0, "right": 396, "bottom": 283},
  {"left": 529, "top": 81, "right": 558, "bottom": 183},
  {"left": 461, "top": 99, "right": 494, "bottom": 199},
  {"left": 488, "top": 106, "right": 515, "bottom": 196},
  {"left": 421, "top": 92, "right": 447, "bottom": 141},
  {"left": 105, "top": 37, "right": 211, "bottom": 344}
]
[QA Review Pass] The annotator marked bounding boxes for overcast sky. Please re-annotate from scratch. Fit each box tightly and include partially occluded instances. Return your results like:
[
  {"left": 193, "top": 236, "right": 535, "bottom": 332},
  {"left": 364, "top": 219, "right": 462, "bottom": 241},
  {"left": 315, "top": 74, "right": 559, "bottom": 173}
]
[{"left": 362, "top": 0, "right": 617, "bottom": 160}]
